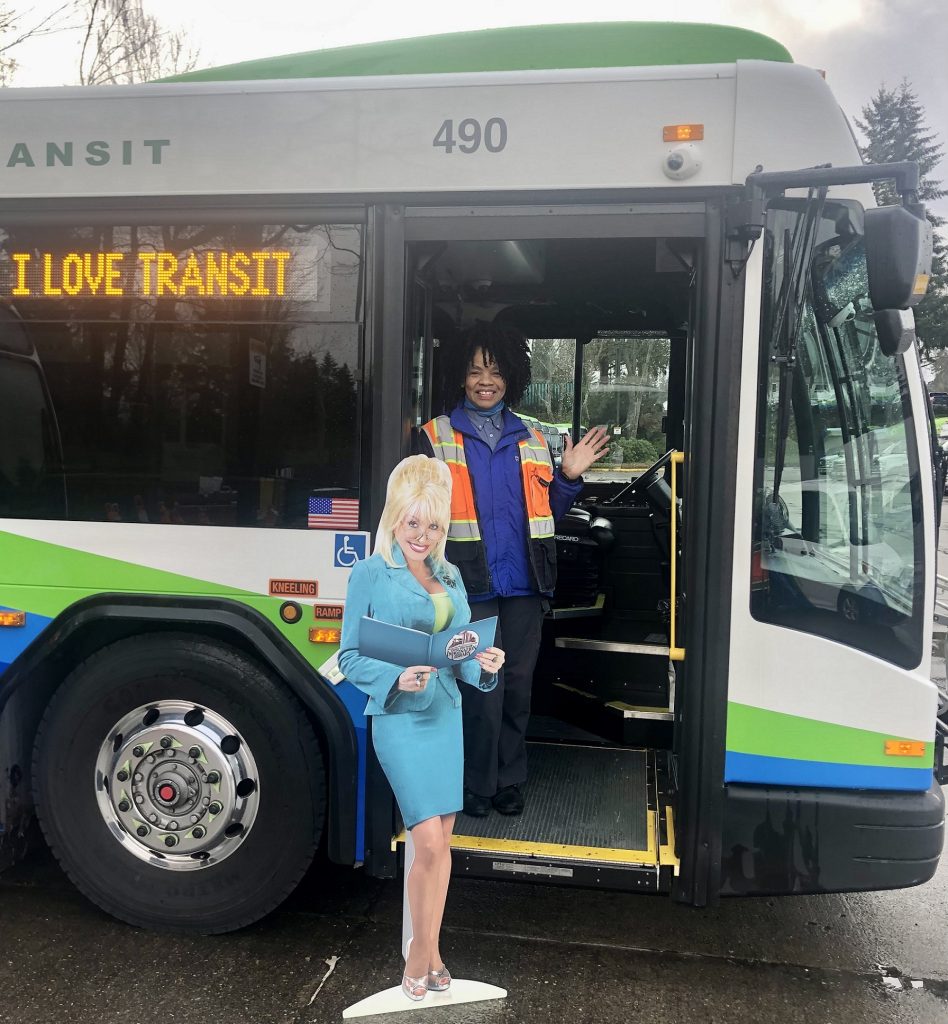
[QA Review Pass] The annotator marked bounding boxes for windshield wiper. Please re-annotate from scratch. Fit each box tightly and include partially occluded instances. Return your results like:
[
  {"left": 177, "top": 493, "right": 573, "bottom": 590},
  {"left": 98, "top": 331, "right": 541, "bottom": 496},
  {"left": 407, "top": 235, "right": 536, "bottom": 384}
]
[{"left": 769, "top": 188, "right": 828, "bottom": 506}]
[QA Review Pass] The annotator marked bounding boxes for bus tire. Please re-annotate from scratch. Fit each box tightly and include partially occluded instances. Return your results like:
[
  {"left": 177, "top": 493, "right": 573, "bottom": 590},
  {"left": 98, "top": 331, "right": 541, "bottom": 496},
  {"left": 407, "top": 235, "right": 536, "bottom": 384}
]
[{"left": 32, "top": 632, "right": 325, "bottom": 933}]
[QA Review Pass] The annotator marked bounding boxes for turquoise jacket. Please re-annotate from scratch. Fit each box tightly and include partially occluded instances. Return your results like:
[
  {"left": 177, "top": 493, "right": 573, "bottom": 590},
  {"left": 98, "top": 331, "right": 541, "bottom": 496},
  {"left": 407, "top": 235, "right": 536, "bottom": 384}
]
[{"left": 338, "top": 548, "right": 497, "bottom": 716}]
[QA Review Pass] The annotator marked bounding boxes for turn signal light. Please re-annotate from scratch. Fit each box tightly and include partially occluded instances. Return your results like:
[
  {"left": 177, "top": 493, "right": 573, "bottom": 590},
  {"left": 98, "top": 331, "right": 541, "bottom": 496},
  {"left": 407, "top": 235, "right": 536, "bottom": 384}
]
[
  {"left": 0, "top": 611, "right": 25, "bottom": 627},
  {"left": 884, "top": 740, "right": 926, "bottom": 757},
  {"left": 309, "top": 628, "right": 341, "bottom": 644},
  {"left": 663, "top": 124, "right": 704, "bottom": 142}
]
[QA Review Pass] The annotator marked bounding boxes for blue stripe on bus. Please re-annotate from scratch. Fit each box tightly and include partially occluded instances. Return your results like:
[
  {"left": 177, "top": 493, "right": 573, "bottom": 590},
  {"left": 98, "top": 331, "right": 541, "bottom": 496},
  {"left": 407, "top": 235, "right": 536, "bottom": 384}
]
[
  {"left": 725, "top": 751, "right": 933, "bottom": 791},
  {"left": 0, "top": 607, "right": 53, "bottom": 667},
  {"left": 331, "top": 679, "right": 369, "bottom": 861}
]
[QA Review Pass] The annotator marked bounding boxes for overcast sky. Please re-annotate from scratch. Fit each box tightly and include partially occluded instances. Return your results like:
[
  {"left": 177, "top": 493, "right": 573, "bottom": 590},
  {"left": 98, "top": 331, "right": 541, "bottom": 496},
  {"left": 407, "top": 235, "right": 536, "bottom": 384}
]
[{"left": 8, "top": 0, "right": 948, "bottom": 217}]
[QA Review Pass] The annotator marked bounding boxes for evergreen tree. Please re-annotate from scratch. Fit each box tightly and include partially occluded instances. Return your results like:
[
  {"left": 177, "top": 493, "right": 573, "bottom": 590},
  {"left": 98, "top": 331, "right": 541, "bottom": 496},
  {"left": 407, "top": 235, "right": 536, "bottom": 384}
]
[{"left": 855, "top": 81, "right": 948, "bottom": 352}]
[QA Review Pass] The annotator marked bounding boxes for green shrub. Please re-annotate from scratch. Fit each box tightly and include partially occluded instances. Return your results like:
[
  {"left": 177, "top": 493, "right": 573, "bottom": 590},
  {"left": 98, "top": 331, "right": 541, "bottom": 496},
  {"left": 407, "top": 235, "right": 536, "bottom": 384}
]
[{"left": 620, "top": 437, "right": 660, "bottom": 465}]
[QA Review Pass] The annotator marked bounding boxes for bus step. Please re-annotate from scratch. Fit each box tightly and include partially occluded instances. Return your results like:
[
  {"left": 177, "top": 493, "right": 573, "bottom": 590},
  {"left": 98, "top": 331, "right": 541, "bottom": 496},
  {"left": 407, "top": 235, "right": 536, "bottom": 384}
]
[
  {"left": 553, "top": 683, "right": 672, "bottom": 745},
  {"left": 449, "top": 742, "right": 663, "bottom": 890},
  {"left": 555, "top": 637, "right": 670, "bottom": 656},
  {"left": 605, "top": 700, "right": 674, "bottom": 722}
]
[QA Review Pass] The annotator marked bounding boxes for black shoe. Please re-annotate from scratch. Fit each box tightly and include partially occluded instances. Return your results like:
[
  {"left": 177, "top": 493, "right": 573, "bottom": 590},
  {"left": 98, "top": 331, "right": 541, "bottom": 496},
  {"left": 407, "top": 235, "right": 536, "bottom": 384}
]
[
  {"left": 463, "top": 789, "right": 491, "bottom": 817},
  {"left": 492, "top": 785, "right": 524, "bottom": 815}
]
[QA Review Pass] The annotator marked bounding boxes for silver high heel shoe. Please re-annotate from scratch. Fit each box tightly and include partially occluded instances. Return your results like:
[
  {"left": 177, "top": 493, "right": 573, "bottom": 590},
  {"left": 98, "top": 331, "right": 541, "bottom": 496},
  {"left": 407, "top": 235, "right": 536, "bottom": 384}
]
[
  {"left": 401, "top": 972, "right": 428, "bottom": 1001},
  {"left": 427, "top": 964, "right": 452, "bottom": 992}
]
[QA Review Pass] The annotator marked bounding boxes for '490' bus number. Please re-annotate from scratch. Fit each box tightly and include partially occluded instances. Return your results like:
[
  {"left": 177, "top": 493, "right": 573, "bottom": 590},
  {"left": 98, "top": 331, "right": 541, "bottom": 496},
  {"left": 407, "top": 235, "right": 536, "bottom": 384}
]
[{"left": 433, "top": 117, "right": 507, "bottom": 154}]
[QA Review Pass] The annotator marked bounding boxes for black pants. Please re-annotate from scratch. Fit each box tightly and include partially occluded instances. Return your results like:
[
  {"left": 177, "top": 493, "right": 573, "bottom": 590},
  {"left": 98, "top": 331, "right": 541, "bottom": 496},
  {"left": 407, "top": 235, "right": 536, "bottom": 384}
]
[{"left": 464, "top": 595, "right": 543, "bottom": 797}]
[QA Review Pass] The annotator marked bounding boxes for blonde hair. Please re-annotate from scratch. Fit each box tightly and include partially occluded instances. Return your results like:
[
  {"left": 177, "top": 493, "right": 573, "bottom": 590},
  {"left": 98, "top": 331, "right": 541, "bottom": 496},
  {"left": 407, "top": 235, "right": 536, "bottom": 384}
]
[{"left": 375, "top": 455, "right": 453, "bottom": 569}]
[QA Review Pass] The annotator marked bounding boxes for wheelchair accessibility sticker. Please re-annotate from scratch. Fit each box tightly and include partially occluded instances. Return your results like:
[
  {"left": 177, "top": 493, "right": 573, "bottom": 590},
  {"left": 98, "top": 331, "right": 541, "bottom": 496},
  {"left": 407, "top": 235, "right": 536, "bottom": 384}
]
[{"left": 334, "top": 533, "right": 366, "bottom": 568}]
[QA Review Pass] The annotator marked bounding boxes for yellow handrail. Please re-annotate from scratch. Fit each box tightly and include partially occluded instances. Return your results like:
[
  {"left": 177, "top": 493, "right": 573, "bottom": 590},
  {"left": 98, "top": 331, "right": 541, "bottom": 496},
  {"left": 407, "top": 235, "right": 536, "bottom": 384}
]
[{"left": 669, "top": 451, "right": 685, "bottom": 662}]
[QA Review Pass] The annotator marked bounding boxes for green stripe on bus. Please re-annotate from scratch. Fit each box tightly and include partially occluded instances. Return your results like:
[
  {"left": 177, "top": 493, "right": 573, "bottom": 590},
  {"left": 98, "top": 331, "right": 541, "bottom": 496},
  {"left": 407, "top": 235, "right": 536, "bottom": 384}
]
[
  {"left": 0, "top": 531, "right": 255, "bottom": 617},
  {"left": 0, "top": 534, "right": 337, "bottom": 670},
  {"left": 165, "top": 22, "right": 792, "bottom": 84},
  {"left": 727, "top": 701, "right": 931, "bottom": 768}
]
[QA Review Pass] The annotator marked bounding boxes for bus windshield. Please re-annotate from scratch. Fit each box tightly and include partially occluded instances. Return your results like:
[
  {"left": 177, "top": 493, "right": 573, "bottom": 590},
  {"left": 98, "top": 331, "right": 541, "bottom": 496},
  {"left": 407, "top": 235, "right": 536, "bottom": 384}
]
[{"left": 752, "top": 198, "right": 924, "bottom": 668}]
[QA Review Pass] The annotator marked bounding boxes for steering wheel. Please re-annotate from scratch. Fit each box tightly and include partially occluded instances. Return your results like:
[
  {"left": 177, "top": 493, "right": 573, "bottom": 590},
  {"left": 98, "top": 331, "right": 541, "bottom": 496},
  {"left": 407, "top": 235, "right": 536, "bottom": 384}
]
[{"left": 601, "top": 449, "right": 676, "bottom": 506}]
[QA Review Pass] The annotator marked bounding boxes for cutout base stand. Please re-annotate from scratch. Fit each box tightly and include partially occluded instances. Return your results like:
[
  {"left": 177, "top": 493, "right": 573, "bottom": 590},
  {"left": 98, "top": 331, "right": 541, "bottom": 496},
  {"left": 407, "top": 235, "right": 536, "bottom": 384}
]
[{"left": 341, "top": 832, "right": 507, "bottom": 1018}]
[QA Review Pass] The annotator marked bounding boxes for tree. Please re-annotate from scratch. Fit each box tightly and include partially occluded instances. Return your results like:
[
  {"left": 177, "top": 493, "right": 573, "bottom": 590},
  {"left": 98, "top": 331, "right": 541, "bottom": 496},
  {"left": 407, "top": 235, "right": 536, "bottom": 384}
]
[
  {"left": 855, "top": 81, "right": 948, "bottom": 352},
  {"left": 79, "top": 0, "right": 197, "bottom": 85}
]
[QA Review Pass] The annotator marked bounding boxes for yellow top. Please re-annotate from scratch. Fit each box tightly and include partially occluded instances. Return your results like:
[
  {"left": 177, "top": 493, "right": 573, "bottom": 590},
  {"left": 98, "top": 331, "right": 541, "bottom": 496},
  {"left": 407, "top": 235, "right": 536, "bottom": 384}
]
[{"left": 430, "top": 591, "right": 453, "bottom": 632}]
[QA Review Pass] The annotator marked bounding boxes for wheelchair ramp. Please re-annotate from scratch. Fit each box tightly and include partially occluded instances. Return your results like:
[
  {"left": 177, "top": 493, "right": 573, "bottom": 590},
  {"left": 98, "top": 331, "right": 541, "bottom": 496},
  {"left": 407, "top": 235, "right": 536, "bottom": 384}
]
[{"left": 449, "top": 742, "right": 672, "bottom": 891}]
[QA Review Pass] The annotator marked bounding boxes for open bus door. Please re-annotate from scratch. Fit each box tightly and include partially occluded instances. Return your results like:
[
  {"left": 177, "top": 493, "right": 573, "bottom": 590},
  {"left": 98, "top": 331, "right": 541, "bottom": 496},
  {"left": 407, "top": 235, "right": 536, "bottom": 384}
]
[{"left": 385, "top": 202, "right": 715, "bottom": 895}]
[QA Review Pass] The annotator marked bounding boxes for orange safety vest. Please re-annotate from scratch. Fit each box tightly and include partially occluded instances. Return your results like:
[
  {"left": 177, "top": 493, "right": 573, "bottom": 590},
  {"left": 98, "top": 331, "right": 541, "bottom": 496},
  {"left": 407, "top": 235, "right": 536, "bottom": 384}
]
[{"left": 422, "top": 415, "right": 557, "bottom": 595}]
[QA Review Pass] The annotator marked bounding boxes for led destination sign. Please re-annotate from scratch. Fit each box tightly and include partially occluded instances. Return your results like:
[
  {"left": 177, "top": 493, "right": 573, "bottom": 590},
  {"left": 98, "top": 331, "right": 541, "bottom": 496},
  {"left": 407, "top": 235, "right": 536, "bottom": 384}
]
[{"left": 3, "top": 249, "right": 293, "bottom": 299}]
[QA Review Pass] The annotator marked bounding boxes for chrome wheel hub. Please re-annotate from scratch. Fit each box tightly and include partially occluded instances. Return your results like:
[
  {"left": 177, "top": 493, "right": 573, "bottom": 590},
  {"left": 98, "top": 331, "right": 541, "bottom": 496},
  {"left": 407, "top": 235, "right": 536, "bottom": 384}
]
[{"left": 95, "top": 701, "right": 260, "bottom": 870}]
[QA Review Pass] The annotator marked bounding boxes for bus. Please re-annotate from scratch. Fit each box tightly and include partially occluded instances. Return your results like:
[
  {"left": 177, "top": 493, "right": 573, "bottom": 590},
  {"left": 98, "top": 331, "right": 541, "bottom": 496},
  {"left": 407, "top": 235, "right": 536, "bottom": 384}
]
[{"left": 0, "top": 21, "right": 942, "bottom": 933}]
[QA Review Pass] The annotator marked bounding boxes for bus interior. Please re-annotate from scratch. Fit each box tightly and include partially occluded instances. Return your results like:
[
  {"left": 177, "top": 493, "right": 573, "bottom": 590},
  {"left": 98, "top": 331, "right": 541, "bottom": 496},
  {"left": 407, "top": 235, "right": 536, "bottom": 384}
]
[{"left": 407, "top": 228, "right": 698, "bottom": 890}]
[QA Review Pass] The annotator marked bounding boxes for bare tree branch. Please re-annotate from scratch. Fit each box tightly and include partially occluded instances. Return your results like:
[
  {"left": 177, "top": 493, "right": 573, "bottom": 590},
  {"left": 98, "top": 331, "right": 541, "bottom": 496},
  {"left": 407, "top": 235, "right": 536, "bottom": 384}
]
[
  {"left": 78, "top": 0, "right": 198, "bottom": 85},
  {"left": 0, "top": 2, "right": 75, "bottom": 83}
]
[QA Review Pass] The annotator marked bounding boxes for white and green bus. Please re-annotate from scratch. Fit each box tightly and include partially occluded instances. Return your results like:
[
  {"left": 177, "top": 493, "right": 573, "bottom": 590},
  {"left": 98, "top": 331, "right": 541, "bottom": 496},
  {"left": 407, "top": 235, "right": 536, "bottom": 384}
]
[{"left": 0, "top": 22, "right": 942, "bottom": 932}]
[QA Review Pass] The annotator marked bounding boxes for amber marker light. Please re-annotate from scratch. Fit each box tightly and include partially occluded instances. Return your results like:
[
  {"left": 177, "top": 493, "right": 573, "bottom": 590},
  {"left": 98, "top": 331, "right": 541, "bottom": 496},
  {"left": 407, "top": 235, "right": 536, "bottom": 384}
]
[
  {"left": 309, "top": 628, "right": 341, "bottom": 644},
  {"left": 0, "top": 611, "right": 25, "bottom": 627},
  {"left": 279, "top": 601, "right": 302, "bottom": 624},
  {"left": 884, "top": 740, "right": 926, "bottom": 757},
  {"left": 663, "top": 124, "right": 704, "bottom": 142},
  {"left": 914, "top": 273, "right": 931, "bottom": 296}
]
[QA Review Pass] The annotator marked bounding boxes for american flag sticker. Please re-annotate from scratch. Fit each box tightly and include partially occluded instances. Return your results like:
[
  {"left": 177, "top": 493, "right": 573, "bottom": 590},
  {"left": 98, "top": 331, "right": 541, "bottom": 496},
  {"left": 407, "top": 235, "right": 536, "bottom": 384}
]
[{"left": 308, "top": 496, "right": 360, "bottom": 529}]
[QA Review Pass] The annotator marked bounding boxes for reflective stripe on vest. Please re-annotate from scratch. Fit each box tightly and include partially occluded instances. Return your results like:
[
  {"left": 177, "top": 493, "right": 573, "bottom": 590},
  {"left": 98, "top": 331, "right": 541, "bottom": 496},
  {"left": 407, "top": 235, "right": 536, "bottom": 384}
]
[
  {"left": 421, "top": 417, "right": 481, "bottom": 541},
  {"left": 520, "top": 428, "right": 556, "bottom": 539},
  {"left": 422, "top": 415, "right": 555, "bottom": 540}
]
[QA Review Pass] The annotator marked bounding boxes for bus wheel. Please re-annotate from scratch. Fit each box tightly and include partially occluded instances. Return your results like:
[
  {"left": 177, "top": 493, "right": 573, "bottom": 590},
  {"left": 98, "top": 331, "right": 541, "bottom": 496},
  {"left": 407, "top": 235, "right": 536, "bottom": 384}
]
[{"left": 33, "top": 633, "right": 325, "bottom": 933}]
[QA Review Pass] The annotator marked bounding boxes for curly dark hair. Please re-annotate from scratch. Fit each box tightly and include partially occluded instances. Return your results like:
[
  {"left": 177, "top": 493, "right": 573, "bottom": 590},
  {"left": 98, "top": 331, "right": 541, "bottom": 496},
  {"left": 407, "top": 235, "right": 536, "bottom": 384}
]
[{"left": 441, "top": 320, "right": 533, "bottom": 407}]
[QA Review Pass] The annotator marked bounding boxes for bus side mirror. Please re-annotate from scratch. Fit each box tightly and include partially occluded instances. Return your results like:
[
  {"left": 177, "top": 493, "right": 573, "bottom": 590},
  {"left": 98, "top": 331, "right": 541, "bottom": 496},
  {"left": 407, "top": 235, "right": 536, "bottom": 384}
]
[
  {"left": 864, "top": 204, "right": 933, "bottom": 310},
  {"left": 874, "top": 308, "right": 916, "bottom": 356}
]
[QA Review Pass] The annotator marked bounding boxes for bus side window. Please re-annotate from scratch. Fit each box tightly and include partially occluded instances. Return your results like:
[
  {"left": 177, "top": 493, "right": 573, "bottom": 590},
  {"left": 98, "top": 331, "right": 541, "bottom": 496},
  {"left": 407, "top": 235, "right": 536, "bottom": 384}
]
[{"left": 0, "top": 355, "right": 66, "bottom": 519}]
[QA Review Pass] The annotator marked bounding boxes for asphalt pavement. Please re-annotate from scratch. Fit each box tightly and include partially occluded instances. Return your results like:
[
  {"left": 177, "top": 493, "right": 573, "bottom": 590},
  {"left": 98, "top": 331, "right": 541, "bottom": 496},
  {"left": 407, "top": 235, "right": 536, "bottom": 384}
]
[{"left": 0, "top": 825, "right": 946, "bottom": 1024}]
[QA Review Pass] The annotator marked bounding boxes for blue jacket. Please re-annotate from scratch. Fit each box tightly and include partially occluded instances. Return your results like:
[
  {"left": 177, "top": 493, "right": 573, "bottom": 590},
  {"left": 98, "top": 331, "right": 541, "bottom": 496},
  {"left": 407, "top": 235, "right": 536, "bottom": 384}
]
[
  {"left": 422, "top": 405, "right": 583, "bottom": 601},
  {"left": 338, "top": 547, "right": 497, "bottom": 716}
]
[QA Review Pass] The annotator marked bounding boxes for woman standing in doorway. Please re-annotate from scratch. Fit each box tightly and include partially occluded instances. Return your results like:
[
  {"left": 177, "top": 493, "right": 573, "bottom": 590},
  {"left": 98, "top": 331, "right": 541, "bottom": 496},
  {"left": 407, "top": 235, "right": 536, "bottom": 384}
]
[
  {"left": 338, "top": 455, "right": 506, "bottom": 1001},
  {"left": 420, "top": 322, "right": 608, "bottom": 817}
]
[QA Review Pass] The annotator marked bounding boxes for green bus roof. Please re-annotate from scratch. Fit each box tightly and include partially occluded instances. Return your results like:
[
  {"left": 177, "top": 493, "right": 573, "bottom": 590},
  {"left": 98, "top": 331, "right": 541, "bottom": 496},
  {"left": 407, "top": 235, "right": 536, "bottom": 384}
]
[{"left": 165, "top": 22, "right": 793, "bottom": 84}]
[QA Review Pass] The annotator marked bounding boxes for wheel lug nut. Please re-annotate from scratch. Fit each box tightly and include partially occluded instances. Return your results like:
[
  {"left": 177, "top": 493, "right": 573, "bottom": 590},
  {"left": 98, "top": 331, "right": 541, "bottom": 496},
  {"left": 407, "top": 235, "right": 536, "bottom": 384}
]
[
  {"left": 208, "top": 801, "right": 222, "bottom": 815},
  {"left": 133, "top": 772, "right": 143, "bottom": 783},
  {"left": 116, "top": 770, "right": 129, "bottom": 782},
  {"left": 188, "top": 746, "right": 202, "bottom": 759},
  {"left": 159, "top": 736, "right": 173, "bottom": 749},
  {"left": 136, "top": 825, "right": 149, "bottom": 837},
  {"left": 164, "top": 835, "right": 178, "bottom": 848},
  {"left": 192, "top": 826, "right": 206, "bottom": 839},
  {"left": 206, "top": 771, "right": 220, "bottom": 785},
  {"left": 118, "top": 800, "right": 130, "bottom": 812},
  {"left": 135, "top": 794, "right": 145, "bottom": 804},
  {"left": 132, "top": 745, "right": 144, "bottom": 757}
]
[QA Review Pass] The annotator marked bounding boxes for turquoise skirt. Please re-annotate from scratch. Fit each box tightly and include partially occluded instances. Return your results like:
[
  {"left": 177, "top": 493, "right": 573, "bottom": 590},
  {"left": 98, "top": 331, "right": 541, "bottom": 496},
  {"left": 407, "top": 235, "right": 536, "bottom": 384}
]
[{"left": 371, "top": 684, "right": 462, "bottom": 829}]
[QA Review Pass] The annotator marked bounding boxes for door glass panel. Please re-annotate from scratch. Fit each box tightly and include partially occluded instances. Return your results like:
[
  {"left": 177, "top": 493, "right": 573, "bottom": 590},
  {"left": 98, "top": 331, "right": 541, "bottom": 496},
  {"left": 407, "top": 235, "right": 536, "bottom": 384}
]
[
  {"left": 751, "top": 198, "right": 924, "bottom": 668},
  {"left": 515, "top": 337, "right": 576, "bottom": 464},
  {"left": 581, "top": 332, "right": 670, "bottom": 482}
]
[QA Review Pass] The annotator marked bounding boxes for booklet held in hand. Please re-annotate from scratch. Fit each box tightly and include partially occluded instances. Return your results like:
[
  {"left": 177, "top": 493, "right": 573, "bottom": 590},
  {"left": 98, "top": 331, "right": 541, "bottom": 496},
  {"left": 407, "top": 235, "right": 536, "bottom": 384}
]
[{"left": 359, "top": 615, "right": 497, "bottom": 669}]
